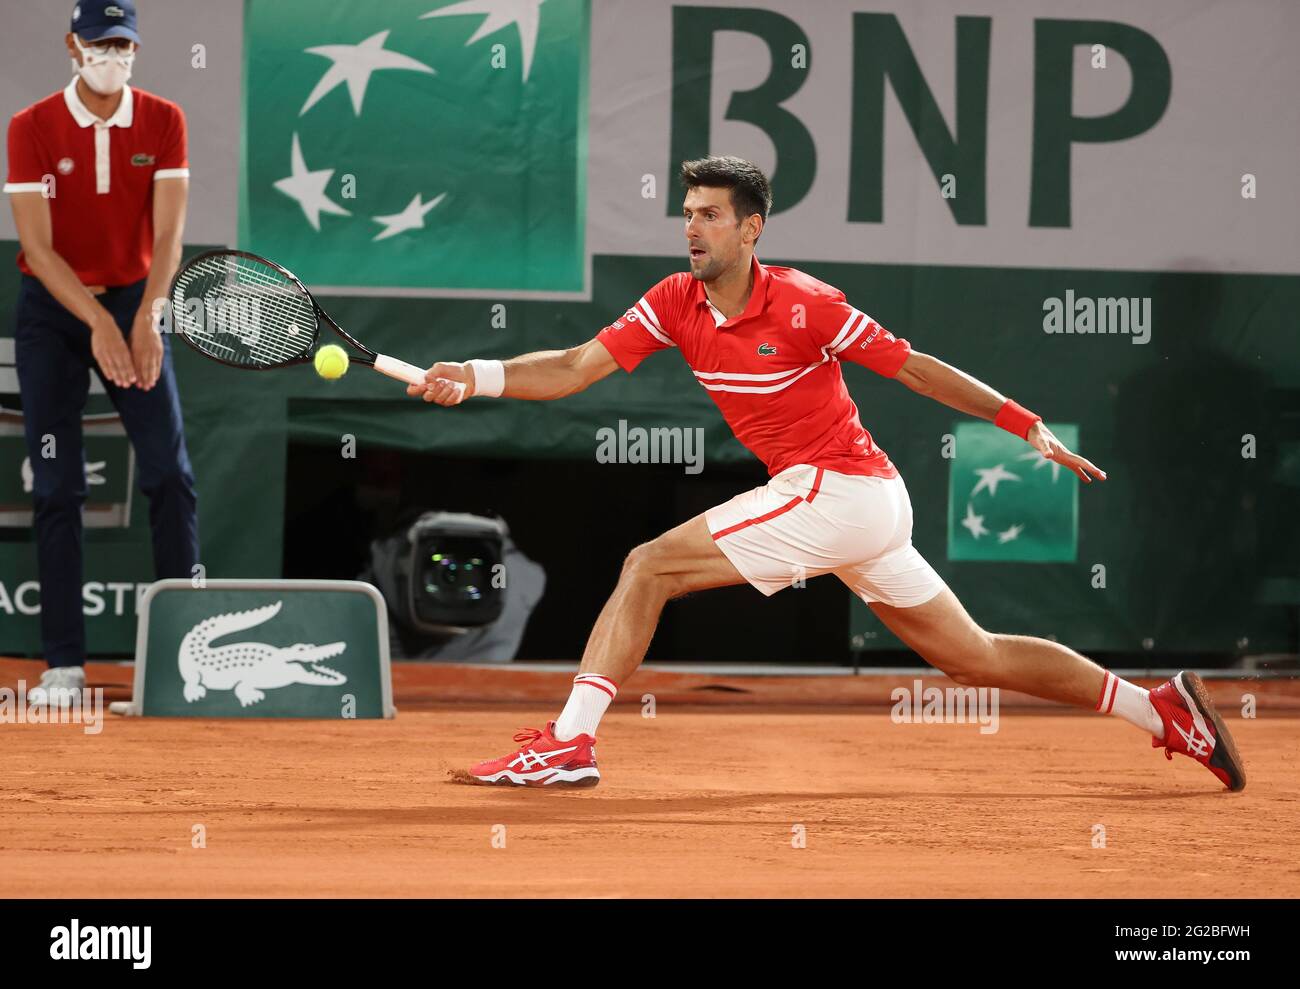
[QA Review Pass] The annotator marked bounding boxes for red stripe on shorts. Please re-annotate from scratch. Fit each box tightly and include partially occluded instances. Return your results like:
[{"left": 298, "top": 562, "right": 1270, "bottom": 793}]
[
  {"left": 805, "top": 468, "right": 825, "bottom": 503},
  {"left": 712, "top": 495, "right": 804, "bottom": 541},
  {"left": 712, "top": 469, "right": 826, "bottom": 541}
]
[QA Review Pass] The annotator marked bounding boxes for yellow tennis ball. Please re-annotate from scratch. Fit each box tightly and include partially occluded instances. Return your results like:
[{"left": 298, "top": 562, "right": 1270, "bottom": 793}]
[{"left": 313, "top": 344, "right": 348, "bottom": 380}]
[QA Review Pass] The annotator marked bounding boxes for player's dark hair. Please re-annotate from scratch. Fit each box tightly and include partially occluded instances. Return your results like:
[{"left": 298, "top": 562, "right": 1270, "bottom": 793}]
[{"left": 679, "top": 156, "right": 772, "bottom": 233}]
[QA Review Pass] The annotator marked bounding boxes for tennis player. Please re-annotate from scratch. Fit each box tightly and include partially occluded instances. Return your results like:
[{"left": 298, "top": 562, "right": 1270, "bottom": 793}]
[
  {"left": 410, "top": 156, "right": 1245, "bottom": 792},
  {"left": 5, "top": 0, "right": 198, "bottom": 707}
]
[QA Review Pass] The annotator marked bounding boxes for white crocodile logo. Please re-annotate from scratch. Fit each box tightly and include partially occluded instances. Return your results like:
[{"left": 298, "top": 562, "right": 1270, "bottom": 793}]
[{"left": 178, "top": 601, "right": 347, "bottom": 707}]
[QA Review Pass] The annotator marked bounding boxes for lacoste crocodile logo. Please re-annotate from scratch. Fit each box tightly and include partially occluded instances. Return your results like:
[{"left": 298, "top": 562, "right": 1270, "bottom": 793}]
[
  {"left": 131, "top": 154, "right": 156, "bottom": 166},
  {"left": 178, "top": 600, "right": 347, "bottom": 707},
  {"left": 757, "top": 342, "right": 777, "bottom": 356}
]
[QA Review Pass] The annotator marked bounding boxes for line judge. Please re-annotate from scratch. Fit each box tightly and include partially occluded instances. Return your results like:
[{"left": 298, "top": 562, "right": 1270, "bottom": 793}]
[{"left": 5, "top": 0, "right": 199, "bottom": 706}]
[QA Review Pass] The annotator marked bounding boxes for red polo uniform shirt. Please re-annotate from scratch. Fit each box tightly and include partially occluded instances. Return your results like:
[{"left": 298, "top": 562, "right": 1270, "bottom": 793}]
[
  {"left": 597, "top": 256, "right": 911, "bottom": 478},
  {"left": 4, "top": 80, "right": 189, "bottom": 286}
]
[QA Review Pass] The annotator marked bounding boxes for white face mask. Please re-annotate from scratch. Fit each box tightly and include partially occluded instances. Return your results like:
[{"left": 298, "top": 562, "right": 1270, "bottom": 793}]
[{"left": 71, "top": 35, "right": 135, "bottom": 95}]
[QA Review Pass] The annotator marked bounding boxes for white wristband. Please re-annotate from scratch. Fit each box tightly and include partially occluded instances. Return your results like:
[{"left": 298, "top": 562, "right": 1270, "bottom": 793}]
[{"left": 466, "top": 358, "right": 505, "bottom": 398}]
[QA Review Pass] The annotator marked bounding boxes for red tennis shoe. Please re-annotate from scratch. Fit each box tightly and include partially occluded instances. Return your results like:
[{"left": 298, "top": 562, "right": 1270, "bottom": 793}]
[
  {"left": 468, "top": 722, "right": 600, "bottom": 788},
  {"left": 1149, "top": 671, "right": 1246, "bottom": 791}
]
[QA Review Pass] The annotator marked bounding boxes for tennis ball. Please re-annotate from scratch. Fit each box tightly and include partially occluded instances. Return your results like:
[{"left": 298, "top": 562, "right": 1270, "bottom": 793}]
[{"left": 314, "top": 344, "right": 348, "bottom": 380}]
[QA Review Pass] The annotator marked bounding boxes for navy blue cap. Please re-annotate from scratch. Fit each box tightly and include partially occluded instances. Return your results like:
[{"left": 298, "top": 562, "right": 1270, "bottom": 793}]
[{"left": 71, "top": 0, "right": 140, "bottom": 44}]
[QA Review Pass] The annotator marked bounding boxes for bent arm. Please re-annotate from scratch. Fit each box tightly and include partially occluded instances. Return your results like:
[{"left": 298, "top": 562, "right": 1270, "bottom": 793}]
[
  {"left": 893, "top": 350, "right": 1006, "bottom": 421},
  {"left": 9, "top": 191, "right": 114, "bottom": 330},
  {"left": 140, "top": 176, "right": 188, "bottom": 321},
  {"left": 893, "top": 349, "right": 1106, "bottom": 482}
]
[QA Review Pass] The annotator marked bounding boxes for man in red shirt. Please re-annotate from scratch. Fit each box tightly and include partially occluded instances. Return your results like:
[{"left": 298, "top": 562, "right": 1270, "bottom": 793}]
[
  {"left": 410, "top": 156, "right": 1245, "bottom": 793},
  {"left": 5, "top": 0, "right": 198, "bottom": 707}
]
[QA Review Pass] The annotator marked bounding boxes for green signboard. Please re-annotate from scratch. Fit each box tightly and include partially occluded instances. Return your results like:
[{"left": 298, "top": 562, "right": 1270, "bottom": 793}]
[
  {"left": 947, "top": 422, "right": 1079, "bottom": 563},
  {"left": 127, "top": 580, "right": 395, "bottom": 718},
  {"left": 239, "top": 0, "right": 589, "bottom": 292}
]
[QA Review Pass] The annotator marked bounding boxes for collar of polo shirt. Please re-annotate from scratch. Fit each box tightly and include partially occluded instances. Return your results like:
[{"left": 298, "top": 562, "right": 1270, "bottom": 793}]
[
  {"left": 695, "top": 254, "right": 770, "bottom": 328},
  {"left": 63, "top": 77, "right": 134, "bottom": 128},
  {"left": 62, "top": 78, "right": 134, "bottom": 195}
]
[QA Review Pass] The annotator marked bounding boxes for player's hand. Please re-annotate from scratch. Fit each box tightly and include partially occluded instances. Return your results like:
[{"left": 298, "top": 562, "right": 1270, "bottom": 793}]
[
  {"left": 129, "top": 304, "right": 164, "bottom": 391},
  {"left": 406, "top": 361, "right": 474, "bottom": 405},
  {"left": 1027, "top": 421, "right": 1107, "bottom": 483},
  {"left": 89, "top": 313, "right": 138, "bottom": 389}
]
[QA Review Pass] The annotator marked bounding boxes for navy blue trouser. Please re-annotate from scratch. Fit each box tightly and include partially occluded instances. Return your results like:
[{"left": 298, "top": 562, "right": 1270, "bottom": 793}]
[{"left": 14, "top": 274, "right": 199, "bottom": 667}]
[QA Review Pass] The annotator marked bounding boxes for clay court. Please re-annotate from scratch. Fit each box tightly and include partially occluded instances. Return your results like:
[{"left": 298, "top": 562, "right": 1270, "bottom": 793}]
[{"left": 3, "top": 658, "right": 1297, "bottom": 899}]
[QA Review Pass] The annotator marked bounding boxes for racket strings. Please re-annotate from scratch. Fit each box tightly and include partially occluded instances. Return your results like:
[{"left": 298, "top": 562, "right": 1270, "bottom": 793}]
[
  {"left": 174, "top": 260, "right": 308, "bottom": 366},
  {"left": 173, "top": 254, "right": 318, "bottom": 368},
  {"left": 185, "top": 256, "right": 311, "bottom": 364}
]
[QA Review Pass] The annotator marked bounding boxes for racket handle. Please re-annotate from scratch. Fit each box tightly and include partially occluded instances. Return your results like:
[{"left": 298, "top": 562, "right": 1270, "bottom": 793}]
[
  {"left": 373, "top": 353, "right": 469, "bottom": 400},
  {"left": 373, "top": 354, "right": 432, "bottom": 387}
]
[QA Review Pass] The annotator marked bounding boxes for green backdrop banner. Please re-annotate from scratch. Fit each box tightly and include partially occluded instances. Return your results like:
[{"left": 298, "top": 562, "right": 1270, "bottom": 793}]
[
  {"left": 2, "top": 249, "right": 1297, "bottom": 655},
  {"left": 3, "top": 0, "right": 1299, "bottom": 658},
  {"left": 238, "top": 0, "right": 589, "bottom": 292}
]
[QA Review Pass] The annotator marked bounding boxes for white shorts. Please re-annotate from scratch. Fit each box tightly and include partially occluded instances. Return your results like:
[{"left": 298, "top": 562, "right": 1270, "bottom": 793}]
[{"left": 705, "top": 464, "right": 947, "bottom": 608}]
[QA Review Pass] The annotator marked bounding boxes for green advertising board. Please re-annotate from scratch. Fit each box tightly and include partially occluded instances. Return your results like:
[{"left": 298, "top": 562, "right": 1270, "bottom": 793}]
[
  {"left": 947, "top": 422, "right": 1079, "bottom": 563},
  {"left": 239, "top": 0, "right": 589, "bottom": 293},
  {"left": 123, "top": 579, "right": 395, "bottom": 719}
]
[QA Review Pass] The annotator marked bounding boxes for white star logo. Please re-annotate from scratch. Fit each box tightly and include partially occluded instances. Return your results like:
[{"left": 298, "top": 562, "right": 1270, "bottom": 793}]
[
  {"left": 971, "top": 463, "right": 1021, "bottom": 498},
  {"left": 421, "top": 0, "right": 548, "bottom": 84},
  {"left": 961, "top": 503, "right": 989, "bottom": 539},
  {"left": 273, "top": 134, "right": 351, "bottom": 231},
  {"left": 1016, "top": 449, "right": 1063, "bottom": 482},
  {"left": 997, "top": 523, "right": 1024, "bottom": 544},
  {"left": 371, "top": 192, "right": 447, "bottom": 242},
  {"left": 301, "top": 30, "right": 436, "bottom": 116}
]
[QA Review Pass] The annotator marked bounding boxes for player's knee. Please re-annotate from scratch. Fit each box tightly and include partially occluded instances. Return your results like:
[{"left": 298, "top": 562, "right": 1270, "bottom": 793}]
[
  {"left": 935, "top": 629, "right": 998, "bottom": 686},
  {"left": 621, "top": 540, "right": 681, "bottom": 596},
  {"left": 621, "top": 541, "right": 664, "bottom": 583},
  {"left": 946, "top": 665, "right": 986, "bottom": 688}
]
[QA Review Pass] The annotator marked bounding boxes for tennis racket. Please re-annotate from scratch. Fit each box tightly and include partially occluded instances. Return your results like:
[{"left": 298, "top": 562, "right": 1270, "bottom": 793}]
[{"left": 168, "top": 249, "right": 434, "bottom": 388}]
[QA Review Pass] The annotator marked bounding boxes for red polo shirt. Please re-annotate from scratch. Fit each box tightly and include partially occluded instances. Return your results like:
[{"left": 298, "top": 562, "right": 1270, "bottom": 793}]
[
  {"left": 4, "top": 80, "right": 189, "bottom": 286},
  {"left": 597, "top": 256, "right": 911, "bottom": 478}
]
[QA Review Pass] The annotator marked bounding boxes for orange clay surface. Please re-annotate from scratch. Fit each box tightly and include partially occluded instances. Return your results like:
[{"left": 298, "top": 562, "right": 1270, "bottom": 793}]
[{"left": 1, "top": 658, "right": 1298, "bottom": 898}]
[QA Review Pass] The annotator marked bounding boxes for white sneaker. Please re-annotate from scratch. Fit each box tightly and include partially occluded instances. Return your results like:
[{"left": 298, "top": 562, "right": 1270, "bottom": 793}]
[{"left": 27, "top": 666, "right": 87, "bottom": 709}]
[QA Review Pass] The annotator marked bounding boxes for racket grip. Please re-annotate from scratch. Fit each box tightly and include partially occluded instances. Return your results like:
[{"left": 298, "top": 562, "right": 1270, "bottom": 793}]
[
  {"left": 374, "top": 353, "right": 469, "bottom": 400},
  {"left": 373, "top": 354, "right": 432, "bottom": 387}
]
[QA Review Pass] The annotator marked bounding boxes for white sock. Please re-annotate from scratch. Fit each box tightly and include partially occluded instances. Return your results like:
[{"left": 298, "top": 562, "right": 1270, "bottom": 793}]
[
  {"left": 554, "top": 674, "right": 617, "bottom": 741},
  {"left": 1097, "top": 670, "right": 1163, "bottom": 735}
]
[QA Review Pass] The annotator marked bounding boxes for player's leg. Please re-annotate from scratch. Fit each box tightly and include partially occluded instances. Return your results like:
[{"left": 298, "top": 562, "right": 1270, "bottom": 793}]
[
  {"left": 835, "top": 472, "right": 1157, "bottom": 726},
  {"left": 97, "top": 282, "right": 200, "bottom": 580},
  {"left": 865, "top": 585, "right": 1245, "bottom": 789},
  {"left": 550, "top": 512, "right": 744, "bottom": 739},
  {"left": 578, "top": 513, "right": 745, "bottom": 681},
  {"left": 842, "top": 474, "right": 1244, "bottom": 789},
  {"left": 466, "top": 511, "right": 745, "bottom": 785},
  {"left": 13, "top": 276, "right": 93, "bottom": 700},
  {"left": 867, "top": 587, "right": 1112, "bottom": 708},
  {"left": 467, "top": 468, "right": 810, "bottom": 786}
]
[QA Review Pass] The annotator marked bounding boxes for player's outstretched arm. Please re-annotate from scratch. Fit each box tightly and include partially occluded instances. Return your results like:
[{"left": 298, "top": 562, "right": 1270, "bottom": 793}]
[
  {"left": 894, "top": 350, "right": 1107, "bottom": 483},
  {"left": 407, "top": 336, "right": 620, "bottom": 406}
]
